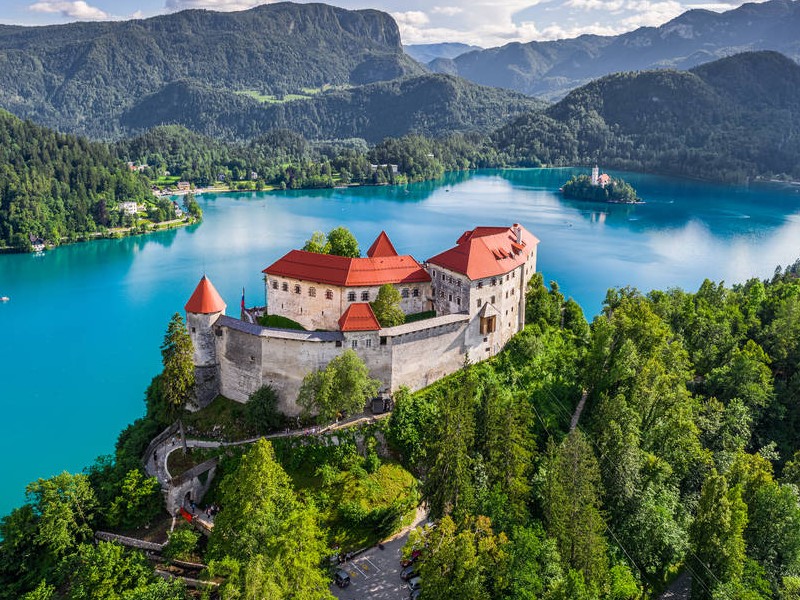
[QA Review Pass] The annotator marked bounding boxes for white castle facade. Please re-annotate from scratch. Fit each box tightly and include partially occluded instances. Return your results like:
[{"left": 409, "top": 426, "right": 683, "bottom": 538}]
[{"left": 185, "top": 224, "right": 539, "bottom": 415}]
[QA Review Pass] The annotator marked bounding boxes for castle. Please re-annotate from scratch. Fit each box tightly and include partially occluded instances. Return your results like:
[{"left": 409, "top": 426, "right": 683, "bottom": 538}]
[{"left": 184, "top": 223, "right": 539, "bottom": 415}]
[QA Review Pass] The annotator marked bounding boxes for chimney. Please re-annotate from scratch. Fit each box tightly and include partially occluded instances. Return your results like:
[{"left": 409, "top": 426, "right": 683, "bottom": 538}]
[{"left": 513, "top": 223, "right": 522, "bottom": 244}]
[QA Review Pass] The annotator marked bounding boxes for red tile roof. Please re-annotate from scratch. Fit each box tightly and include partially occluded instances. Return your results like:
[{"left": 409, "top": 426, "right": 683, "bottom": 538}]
[
  {"left": 427, "top": 224, "right": 539, "bottom": 280},
  {"left": 185, "top": 275, "right": 227, "bottom": 314},
  {"left": 263, "top": 250, "right": 430, "bottom": 287},
  {"left": 338, "top": 303, "right": 381, "bottom": 331},
  {"left": 366, "top": 231, "right": 399, "bottom": 258}
]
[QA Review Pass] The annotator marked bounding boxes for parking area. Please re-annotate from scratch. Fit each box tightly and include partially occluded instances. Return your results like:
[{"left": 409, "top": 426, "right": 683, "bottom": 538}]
[{"left": 330, "top": 512, "right": 425, "bottom": 600}]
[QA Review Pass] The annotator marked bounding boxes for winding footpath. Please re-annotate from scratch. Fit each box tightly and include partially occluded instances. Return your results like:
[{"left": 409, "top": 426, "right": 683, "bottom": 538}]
[{"left": 144, "top": 413, "right": 389, "bottom": 495}]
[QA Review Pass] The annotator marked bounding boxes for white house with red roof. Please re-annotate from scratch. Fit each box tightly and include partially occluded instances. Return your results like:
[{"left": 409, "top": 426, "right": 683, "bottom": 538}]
[{"left": 184, "top": 224, "right": 538, "bottom": 414}]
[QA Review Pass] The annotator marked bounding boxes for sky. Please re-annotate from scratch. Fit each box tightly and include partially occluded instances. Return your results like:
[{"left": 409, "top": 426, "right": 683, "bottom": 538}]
[{"left": 1, "top": 0, "right": 765, "bottom": 47}]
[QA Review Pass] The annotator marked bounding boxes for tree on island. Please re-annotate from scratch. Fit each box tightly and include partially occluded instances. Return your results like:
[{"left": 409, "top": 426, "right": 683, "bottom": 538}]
[
  {"left": 297, "top": 350, "right": 380, "bottom": 423},
  {"left": 160, "top": 313, "right": 195, "bottom": 453},
  {"left": 302, "top": 226, "right": 360, "bottom": 257},
  {"left": 182, "top": 191, "right": 202, "bottom": 220},
  {"left": 371, "top": 284, "right": 405, "bottom": 327}
]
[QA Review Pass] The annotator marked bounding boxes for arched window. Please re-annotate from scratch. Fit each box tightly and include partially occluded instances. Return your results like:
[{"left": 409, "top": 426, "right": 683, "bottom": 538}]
[{"left": 412, "top": 288, "right": 420, "bottom": 297}]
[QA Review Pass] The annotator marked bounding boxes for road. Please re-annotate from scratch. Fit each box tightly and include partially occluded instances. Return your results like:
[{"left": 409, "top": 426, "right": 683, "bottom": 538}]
[{"left": 330, "top": 508, "right": 427, "bottom": 600}]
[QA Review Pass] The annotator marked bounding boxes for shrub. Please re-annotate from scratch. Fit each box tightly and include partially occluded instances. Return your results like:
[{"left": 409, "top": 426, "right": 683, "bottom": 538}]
[{"left": 245, "top": 385, "right": 284, "bottom": 434}]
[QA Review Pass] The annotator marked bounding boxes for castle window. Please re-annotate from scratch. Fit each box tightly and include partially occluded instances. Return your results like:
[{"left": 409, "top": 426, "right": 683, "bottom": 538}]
[
  {"left": 491, "top": 278, "right": 497, "bottom": 286},
  {"left": 480, "top": 315, "right": 497, "bottom": 334},
  {"left": 380, "top": 336, "right": 387, "bottom": 345},
  {"left": 348, "top": 291, "right": 356, "bottom": 302},
  {"left": 456, "top": 298, "right": 461, "bottom": 306},
  {"left": 294, "top": 284, "right": 301, "bottom": 294},
  {"left": 432, "top": 270, "right": 436, "bottom": 278},
  {"left": 440, "top": 290, "right": 445, "bottom": 298},
  {"left": 365, "top": 338, "right": 372, "bottom": 348},
  {"left": 448, "top": 276, "right": 453, "bottom": 283},
  {"left": 336, "top": 341, "right": 342, "bottom": 347},
  {"left": 491, "top": 295, "right": 496, "bottom": 304},
  {"left": 456, "top": 280, "right": 461, "bottom": 288},
  {"left": 477, "top": 281, "right": 483, "bottom": 289},
  {"left": 412, "top": 288, "right": 419, "bottom": 298},
  {"left": 326, "top": 289, "right": 334, "bottom": 300},
  {"left": 361, "top": 291, "right": 369, "bottom": 301},
  {"left": 272, "top": 280, "right": 278, "bottom": 290},
  {"left": 282, "top": 282, "right": 288, "bottom": 292},
  {"left": 448, "top": 294, "right": 453, "bottom": 301},
  {"left": 191, "top": 327, "right": 196, "bottom": 333},
  {"left": 308, "top": 287, "right": 316, "bottom": 298},
  {"left": 477, "top": 299, "right": 482, "bottom": 308},
  {"left": 351, "top": 339, "right": 358, "bottom": 348},
  {"left": 401, "top": 288, "right": 410, "bottom": 298}
]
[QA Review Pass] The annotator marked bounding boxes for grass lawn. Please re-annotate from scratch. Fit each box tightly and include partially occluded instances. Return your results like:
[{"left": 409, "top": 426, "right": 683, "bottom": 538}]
[
  {"left": 235, "top": 89, "right": 313, "bottom": 104},
  {"left": 155, "top": 176, "right": 180, "bottom": 186},
  {"left": 258, "top": 314, "right": 306, "bottom": 330}
]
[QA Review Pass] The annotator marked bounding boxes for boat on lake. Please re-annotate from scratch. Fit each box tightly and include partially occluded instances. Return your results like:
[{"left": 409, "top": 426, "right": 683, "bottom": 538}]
[{"left": 1, "top": 296, "right": 9, "bottom": 302}]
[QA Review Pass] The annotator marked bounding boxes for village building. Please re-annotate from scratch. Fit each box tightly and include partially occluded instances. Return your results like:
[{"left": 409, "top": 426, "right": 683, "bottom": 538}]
[{"left": 185, "top": 224, "right": 539, "bottom": 415}]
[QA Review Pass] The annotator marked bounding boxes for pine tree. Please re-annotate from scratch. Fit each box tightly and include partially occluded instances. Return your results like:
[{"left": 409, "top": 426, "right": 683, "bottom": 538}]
[{"left": 160, "top": 313, "right": 195, "bottom": 452}]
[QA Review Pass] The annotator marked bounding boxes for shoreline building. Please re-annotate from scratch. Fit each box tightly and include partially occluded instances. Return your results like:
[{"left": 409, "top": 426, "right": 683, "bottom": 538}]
[{"left": 185, "top": 224, "right": 539, "bottom": 415}]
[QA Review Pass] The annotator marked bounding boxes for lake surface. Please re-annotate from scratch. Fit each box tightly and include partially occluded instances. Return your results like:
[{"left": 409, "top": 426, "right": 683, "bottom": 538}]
[{"left": 2, "top": 167, "right": 800, "bottom": 517}]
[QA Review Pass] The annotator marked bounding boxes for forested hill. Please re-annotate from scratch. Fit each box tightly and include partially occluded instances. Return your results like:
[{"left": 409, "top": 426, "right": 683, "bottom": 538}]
[
  {"left": 0, "top": 110, "right": 151, "bottom": 250},
  {"left": 0, "top": 2, "right": 421, "bottom": 138},
  {"left": 121, "top": 74, "right": 543, "bottom": 143},
  {"left": 491, "top": 51, "right": 800, "bottom": 182},
  {"left": 430, "top": 0, "right": 800, "bottom": 98}
]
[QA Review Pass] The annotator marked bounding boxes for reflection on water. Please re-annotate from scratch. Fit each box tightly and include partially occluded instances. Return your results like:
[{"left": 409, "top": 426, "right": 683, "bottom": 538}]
[{"left": 1, "top": 167, "right": 800, "bottom": 517}]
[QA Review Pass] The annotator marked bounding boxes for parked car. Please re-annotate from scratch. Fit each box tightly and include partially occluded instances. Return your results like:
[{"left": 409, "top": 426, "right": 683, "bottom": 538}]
[
  {"left": 400, "top": 564, "right": 419, "bottom": 580},
  {"left": 408, "top": 576, "right": 422, "bottom": 591},
  {"left": 401, "top": 549, "right": 422, "bottom": 567},
  {"left": 334, "top": 568, "right": 351, "bottom": 588}
]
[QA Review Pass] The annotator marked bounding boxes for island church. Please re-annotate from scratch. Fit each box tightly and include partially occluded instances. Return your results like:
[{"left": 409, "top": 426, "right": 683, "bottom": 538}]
[{"left": 185, "top": 224, "right": 539, "bottom": 415}]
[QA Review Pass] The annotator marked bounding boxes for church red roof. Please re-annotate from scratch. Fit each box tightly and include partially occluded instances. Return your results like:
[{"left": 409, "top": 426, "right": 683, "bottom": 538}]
[
  {"left": 338, "top": 303, "right": 381, "bottom": 331},
  {"left": 366, "top": 231, "right": 399, "bottom": 258},
  {"left": 185, "top": 275, "right": 227, "bottom": 314},
  {"left": 263, "top": 233, "right": 430, "bottom": 288},
  {"left": 427, "top": 224, "right": 539, "bottom": 280}
]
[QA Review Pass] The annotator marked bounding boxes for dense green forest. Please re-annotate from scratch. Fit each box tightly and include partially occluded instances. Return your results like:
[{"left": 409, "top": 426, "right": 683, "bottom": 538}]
[
  {"left": 120, "top": 74, "right": 542, "bottom": 143},
  {"left": 0, "top": 3, "right": 420, "bottom": 138},
  {"left": 0, "top": 110, "right": 153, "bottom": 251},
  {"left": 3, "top": 260, "right": 800, "bottom": 598},
  {"left": 492, "top": 51, "right": 800, "bottom": 183}
]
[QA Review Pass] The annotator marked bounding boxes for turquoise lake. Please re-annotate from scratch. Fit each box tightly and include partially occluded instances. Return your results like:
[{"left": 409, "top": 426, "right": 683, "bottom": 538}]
[{"left": 2, "top": 167, "right": 800, "bottom": 517}]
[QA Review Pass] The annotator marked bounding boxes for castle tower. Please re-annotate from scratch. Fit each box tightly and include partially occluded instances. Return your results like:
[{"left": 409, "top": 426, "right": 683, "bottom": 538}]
[
  {"left": 591, "top": 165, "right": 599, "bottom": 186},
  {"left": 185, "top": 275, "right": 227, "bottom": 408}
]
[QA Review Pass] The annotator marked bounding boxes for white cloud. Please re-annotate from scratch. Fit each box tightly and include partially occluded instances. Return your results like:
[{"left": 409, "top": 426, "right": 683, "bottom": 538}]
[
  {"left": 431, "top": 6, "right": 463, "bottom": 16},
  {"left": 391, "top": 10, "right": 430, "bottom": 27},
  {"left": 29, "top": 0, "right": 109, "bottom": 20},
  {"left": 164, "top": 0, "right": 260, "bottom": 10}
]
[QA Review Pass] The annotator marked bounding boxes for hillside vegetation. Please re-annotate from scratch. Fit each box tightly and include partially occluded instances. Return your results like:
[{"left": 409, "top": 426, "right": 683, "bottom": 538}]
[
  {"left": 0, "top": 110, "right": 152, "bottom": 250},
  {"left": 0, "top": 3, "right": 421, "bottom": 138},
  {"left": 431, "top": 0, "right": 800, "bottom": 98},
  {"left": 120, "top": 74, "right": 543, "bottom": 143},
  {"left": 492, "top": 51, "right": 800, "bottom": 182}
]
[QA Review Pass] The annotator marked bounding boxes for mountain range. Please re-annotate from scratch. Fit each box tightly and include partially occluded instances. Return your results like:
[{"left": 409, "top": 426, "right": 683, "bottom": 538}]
[
  {"left": 404, "top": 43, "right": 483, "bottom": 64},
  {"left": 492, "top": 51, "right": 800, "bottom": 182},
  {"left": 430, "top": 0, "right": 800, "bottom": 98}
]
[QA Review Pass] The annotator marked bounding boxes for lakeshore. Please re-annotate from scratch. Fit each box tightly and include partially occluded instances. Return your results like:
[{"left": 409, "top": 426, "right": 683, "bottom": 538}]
[{"left": 2, "top": 167, "right": 800, "bottom": 517}]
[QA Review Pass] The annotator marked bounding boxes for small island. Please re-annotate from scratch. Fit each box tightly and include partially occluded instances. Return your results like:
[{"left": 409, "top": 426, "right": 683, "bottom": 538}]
[{"left": 561, "top": 167, "right": 642, "bottom": 204}]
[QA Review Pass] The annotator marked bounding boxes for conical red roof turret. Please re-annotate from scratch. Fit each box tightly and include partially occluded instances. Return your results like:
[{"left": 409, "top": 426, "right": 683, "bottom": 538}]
[
  {"left": 185, "top": 275, "right": 227, "bottom": 314},
  {"left": 366, "top": 231, "right": 399, "bottom": 258}
]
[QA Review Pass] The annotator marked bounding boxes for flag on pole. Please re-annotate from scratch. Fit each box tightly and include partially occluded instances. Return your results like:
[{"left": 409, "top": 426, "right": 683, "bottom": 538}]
[{"left": 241, "top": 287, "right": 245, "bottom": 310}]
